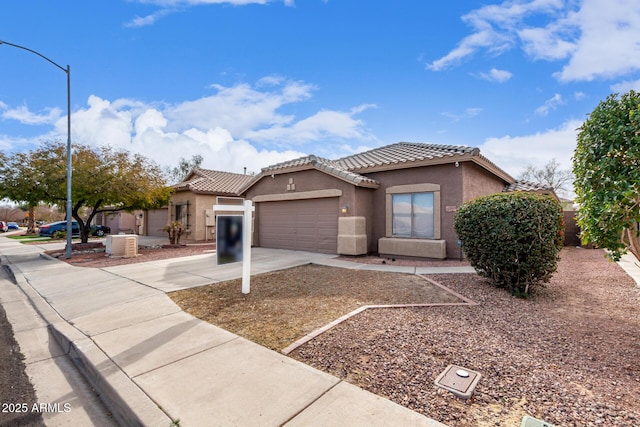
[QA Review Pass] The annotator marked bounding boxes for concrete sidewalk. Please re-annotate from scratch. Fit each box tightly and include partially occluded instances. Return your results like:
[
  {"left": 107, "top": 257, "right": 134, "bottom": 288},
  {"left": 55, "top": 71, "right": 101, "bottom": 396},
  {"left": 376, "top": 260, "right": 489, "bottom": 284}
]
[{"left": 0, "top": 237, "right": 449, "bottom": 426}]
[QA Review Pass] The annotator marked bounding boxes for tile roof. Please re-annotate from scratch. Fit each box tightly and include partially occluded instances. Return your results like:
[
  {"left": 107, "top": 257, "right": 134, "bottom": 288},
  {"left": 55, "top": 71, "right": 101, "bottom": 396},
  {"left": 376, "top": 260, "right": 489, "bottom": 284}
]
[
  {"left": 504, "top": 180, "right": 554, "bottom": 193},
  {"left": 173, "top": 168, "right": 253, "bottom": 195},
  {"left": 260, "top": 155, "right": 380, "bottom": 187},
  {"left": 243, "top": 142, "right": 515, "bottom": 193},
  {"left": 336, "top": 142, "right": 479, "bottom": 171}
]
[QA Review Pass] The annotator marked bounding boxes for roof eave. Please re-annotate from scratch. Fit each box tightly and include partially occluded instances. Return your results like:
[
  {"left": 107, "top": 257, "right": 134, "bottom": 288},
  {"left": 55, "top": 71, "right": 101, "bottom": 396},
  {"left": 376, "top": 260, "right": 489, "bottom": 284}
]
[
  {"left": 343, "top": 153, "right": 476, "bottom": 174},
  {"left": 239, "top": 163, "right": 380, "bottom": 193},
  {"left": 470, "top": 155, "right": 515, "bottom": 184}
]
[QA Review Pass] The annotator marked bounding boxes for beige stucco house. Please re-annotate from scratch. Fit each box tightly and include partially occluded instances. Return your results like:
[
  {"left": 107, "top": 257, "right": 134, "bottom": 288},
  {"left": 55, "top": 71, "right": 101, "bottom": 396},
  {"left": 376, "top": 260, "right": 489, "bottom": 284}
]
[
  {"left": 166, "top": 168, "right": 253, "bottom": 242},
  {"left": 240, "top": 142, "right": 556, "bottom": 259}
]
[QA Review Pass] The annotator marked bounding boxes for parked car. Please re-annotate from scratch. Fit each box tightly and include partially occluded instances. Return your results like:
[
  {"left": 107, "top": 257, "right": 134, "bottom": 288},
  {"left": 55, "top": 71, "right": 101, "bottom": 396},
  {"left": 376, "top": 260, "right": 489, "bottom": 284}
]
[
  {"left": 0, "top": 221, "right": 7, "bottom": 232},
  {"left": 38, "top": 221, "right": 80, "bottom": 237},
  {"left": 91, "top": 225, "right": 111, "bottom": 237},
  {"left": 7, "top": 222, "right": 20, "bottom": 230}
]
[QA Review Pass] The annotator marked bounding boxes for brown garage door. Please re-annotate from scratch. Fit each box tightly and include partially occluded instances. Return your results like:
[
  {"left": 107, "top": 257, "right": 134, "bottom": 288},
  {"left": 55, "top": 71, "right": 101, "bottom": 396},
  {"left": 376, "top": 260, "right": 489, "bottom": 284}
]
[
  {"left": 145, "top": 208, "right": 168, "bottom": 237},
  {"left": 259, "top": 198, "right": 338, "bottom": 254}
]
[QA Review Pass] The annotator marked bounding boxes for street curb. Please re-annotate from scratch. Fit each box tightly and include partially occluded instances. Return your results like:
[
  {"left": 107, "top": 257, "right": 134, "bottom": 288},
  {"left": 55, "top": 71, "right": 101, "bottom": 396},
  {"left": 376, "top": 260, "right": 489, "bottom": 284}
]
[{"left": 5, "top": 263, "right": 173, "bottom": 427}]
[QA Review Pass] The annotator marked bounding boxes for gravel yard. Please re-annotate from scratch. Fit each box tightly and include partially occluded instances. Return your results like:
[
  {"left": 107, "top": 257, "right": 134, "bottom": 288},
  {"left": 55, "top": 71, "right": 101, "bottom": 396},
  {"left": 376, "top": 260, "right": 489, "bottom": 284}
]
[{"left": 291, "top": 248, "right": 640, "bottom": 427}]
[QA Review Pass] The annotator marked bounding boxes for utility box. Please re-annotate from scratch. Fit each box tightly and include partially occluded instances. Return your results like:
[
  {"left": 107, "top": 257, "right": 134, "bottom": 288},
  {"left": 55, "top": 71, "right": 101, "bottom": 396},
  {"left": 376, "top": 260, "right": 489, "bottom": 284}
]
[
  {"left": 521, "top": 416, "right": 555, "bottom": 427},
  {"left": 434, "top": 365, "right": 482, "bottom": 399},
  {"left": 106, "top": 234, "right": 138, "bottom": 258}
]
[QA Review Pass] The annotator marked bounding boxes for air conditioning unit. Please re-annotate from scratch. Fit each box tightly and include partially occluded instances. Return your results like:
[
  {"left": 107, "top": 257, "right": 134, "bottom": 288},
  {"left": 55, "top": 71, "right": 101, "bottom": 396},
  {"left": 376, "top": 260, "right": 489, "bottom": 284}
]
[
  {"left": 106, "top": 234, "right": 138, "bottom": 258},
  {"left": 124, "top": 236, "right": 138, "bottom": 258}
]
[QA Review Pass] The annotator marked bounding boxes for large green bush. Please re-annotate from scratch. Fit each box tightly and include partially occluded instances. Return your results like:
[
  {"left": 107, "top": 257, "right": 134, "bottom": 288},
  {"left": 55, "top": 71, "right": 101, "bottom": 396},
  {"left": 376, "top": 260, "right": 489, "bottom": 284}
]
[{"left": 454, "top": 192, "right": 564, "bottom": 295}]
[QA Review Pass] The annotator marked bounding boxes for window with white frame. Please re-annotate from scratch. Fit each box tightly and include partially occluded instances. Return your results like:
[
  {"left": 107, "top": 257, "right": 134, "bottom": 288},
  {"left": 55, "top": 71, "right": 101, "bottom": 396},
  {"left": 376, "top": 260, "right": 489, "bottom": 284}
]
[{"left": 392, "top": 192, "right": 435, "bottom": 238}]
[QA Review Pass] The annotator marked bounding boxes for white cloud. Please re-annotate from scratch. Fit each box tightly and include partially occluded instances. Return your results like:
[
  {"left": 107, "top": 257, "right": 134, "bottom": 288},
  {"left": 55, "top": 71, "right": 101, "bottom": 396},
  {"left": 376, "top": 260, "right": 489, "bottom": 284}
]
[
  {"left": 427, "top": 30, "right": 508, "bottom": 71},
  {"left": 478, "top": 68, "right": 513, "bottom": 82},
  {"left": 429, "top": 0, "right": 640, "bottom": 83},
  {"left": 15, "top": 78, "right": 372, "bottom": 174},
  {"left": 427, "top": 0, "right": 564, "bottom": 70},
  {"left": 479, "top": 119, "right": 581, "bottom": 178},
  {"left": 245, "top": 105, "right": 376, "bottom": 144},
  {"left": 611, "top": 79, "right": 640, "bottom": 93},
  {"left": 518, "top": 20, "right": 577, "bottom": 61},
  {"left": 535, "top": 93, "right": 564, "bottom": 116},
  {"left": 0, "top": 134, "right": 34, "bottom": 153},
  {"left": 441, "top": 107, "right": 483, "bottom": 123},
  {"left": 125, "top": 9, "right": 174, "bottom": 28},
  {"left": 125, "top": 0, "right": 294, "bottom": 27},
  {"left": 167, "top": 80, "right": 315, "bottom": 137},
  {"left": 2, "top": 105, "right": 63, "bottom": 125},
  {"left": 556, "top": 0, "right": 640, "bottom": 81},
  {"left": 69, "top": 96, "right": 134, "bottom": 148}
]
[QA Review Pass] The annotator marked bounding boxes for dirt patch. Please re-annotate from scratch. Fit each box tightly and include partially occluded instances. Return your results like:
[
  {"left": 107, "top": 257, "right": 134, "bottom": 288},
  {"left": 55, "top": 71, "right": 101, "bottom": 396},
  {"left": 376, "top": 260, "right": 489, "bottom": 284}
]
[{"left": 169, "top": 264, "right": 464, "bottom": 351}]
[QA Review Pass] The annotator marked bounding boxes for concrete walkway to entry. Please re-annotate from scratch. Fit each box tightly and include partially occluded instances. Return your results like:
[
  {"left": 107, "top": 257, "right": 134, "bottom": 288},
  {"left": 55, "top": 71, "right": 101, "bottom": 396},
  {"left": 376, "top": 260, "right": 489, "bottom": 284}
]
[{"left": 0, "top": 236, "right": 452, "bottom": 426}]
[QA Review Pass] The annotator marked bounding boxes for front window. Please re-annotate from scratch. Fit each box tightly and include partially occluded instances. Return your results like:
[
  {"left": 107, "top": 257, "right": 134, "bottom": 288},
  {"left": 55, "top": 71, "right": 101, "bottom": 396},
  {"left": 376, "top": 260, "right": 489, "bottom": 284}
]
[
  {"left": 175, "top": 203, "right": 189, "bottom": 228},
  {"left": 392, "top": 192, "right": 434, "bottom": 238}
]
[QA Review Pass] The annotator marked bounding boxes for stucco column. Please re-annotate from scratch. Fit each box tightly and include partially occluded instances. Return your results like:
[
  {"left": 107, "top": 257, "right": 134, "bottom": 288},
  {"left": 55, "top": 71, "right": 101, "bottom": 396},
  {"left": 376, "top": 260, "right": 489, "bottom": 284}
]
[{"left": 337, "top": 216, "right": 367, "bottom": 255}]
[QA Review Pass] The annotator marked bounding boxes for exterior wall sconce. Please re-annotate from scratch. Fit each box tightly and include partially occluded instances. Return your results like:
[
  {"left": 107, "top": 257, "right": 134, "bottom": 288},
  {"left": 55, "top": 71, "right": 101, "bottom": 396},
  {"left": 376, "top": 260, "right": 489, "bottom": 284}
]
[{"left": 341, "top": 204, "right": 349, "bottom": 214}]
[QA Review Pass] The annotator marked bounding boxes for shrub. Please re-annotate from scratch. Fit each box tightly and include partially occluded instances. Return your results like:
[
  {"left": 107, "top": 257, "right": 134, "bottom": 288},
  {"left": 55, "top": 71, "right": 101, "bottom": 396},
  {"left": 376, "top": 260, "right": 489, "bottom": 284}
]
[
  {"left": 454, "top": 192, "right": 564, "bottom": 295},
  {"left": 163, "top": 221, "right": 185, "bottom": 245},
  {"left": 51, "top": 230, "right": 66, "bottom": 240}
]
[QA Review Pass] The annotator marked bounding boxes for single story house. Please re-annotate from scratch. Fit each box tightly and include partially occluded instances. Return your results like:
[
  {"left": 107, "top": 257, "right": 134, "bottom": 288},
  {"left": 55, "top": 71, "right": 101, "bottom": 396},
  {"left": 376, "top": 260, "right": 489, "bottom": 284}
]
[
  {"left": 95, "top": 210, "right": 142, "bottom": 235},
  {"left": 167, "top": 168, "right": 253, "bottom": 241},
  {"left": 240, "top": 142, "right": 557, "bottom": 259}
]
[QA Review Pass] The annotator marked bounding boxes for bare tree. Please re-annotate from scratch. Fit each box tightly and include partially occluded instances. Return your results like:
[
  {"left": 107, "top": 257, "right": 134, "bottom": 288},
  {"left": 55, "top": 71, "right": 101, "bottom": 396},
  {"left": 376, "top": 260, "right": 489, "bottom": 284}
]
[
  {"left": 519, "top": 158, "right": 574, "bottom": 196},
  {"left": 0, "top": 205, "right": 25, "bottom": 223}
]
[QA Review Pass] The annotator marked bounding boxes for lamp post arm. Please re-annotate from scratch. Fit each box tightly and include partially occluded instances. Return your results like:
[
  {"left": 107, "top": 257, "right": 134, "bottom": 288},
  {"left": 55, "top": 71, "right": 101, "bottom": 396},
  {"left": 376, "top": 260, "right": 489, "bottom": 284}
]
[
  {"left": 0, "top": 39, "right": 73, "bottom": 258},
  {"left": 0, "top": 40, "right": 68, "bottom": 75}
]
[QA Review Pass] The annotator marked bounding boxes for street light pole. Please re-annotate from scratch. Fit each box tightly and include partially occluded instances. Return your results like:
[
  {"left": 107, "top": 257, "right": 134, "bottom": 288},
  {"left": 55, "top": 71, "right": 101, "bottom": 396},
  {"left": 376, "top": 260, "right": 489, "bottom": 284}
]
[{"left": 0, "top": 40, "right": 73, "bottom": 258}]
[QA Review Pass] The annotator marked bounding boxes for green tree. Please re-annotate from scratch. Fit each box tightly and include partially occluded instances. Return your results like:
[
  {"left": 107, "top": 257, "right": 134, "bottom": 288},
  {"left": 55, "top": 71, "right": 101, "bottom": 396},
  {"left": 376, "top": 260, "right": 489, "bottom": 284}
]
[
  {"left": 1, "top": 141, "right": 172, "bottom": 243},
  {"left": 573, "top": 90, "right": 640, "bottom": 261},
  {"left": 164, "top": 154, "right": 204, "bottom": 184},
  {"left": 0, "top": 150, "right": 50, "bottom": 234}
]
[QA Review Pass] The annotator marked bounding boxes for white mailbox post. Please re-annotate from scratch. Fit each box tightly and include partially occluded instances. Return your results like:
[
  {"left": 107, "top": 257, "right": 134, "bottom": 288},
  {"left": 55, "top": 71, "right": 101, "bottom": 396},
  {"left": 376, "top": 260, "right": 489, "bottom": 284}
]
[{"left": 213, "top": 200, "right": 255, "bottom": 294}]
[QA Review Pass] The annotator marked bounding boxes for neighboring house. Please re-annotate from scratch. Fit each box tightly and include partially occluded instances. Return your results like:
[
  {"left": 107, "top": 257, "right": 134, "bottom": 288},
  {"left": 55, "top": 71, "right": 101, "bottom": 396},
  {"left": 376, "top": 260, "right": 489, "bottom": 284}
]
[
  {"left": 503, "top": 180, "right": 559, "bottom": 200},
  {"left": 240, "top": 142, "right": 557, "bottom": 259},
  {"left": 93, "top": 210, "right": 143, "bottom": 234},
  {"left": 168, "top": 168, "right": 254, "bottom": 242},
  {"left": 143, "top": 207, "right": 169, "bottom": 237},
  {"left": 104, "top": 211, "right": 140, "bottom": 234}
]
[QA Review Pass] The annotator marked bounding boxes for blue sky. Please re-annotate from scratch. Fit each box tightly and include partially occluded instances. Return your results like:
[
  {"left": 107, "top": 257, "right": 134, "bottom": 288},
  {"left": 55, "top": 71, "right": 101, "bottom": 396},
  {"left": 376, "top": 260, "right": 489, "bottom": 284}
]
[{"left": 2, "top": 0, "right": 640, "bottom": 188}]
